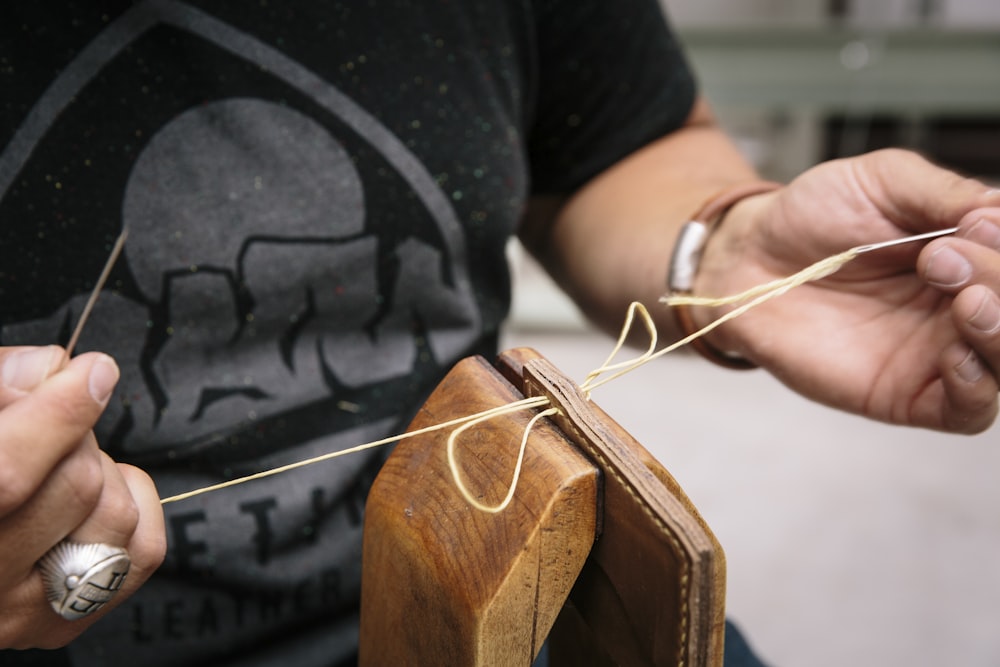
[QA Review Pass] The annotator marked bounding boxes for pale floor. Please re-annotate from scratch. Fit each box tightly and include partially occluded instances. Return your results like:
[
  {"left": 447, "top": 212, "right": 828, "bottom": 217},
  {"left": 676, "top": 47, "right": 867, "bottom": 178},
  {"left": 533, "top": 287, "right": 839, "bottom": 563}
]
[{"left": 500, "top": 326, "right": 1000, "bottom": 667}]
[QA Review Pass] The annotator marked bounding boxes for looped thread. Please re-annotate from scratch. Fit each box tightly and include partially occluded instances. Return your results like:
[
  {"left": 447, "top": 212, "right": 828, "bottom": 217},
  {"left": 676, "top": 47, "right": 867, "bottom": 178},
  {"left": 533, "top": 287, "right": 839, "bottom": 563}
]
[
  {"left": 160, "top": 234, "right": 900, "bottom": 512},
  {"left": 447, "top": 405, "right": 560, "bottom": 514}
]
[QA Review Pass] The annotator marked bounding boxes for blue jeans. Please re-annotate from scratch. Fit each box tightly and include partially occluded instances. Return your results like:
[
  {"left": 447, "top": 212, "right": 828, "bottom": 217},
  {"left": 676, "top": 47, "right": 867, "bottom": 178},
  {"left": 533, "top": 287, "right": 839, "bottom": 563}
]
[{"left": 531, "top": 619, "right": 770, "bottom": 666}]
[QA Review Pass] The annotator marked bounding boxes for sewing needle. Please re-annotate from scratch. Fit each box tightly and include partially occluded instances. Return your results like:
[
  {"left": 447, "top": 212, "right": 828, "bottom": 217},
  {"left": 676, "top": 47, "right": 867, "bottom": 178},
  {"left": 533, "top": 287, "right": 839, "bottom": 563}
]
[
  {"left": 64, "top": 227, "right": 129, "bottom": 357},
  {"left": 854, "top": 226, "right": 958, "bottom": 255}
]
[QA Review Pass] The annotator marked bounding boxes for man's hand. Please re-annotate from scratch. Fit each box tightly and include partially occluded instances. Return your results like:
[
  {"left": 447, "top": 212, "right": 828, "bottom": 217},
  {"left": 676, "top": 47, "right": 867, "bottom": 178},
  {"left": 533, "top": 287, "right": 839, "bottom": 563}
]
[
  {"left": 697, "top": 149, "right": 1000, "bottom": 433},
  {"left": 0, "top": 347, "right": 166, "bottom": 649}
]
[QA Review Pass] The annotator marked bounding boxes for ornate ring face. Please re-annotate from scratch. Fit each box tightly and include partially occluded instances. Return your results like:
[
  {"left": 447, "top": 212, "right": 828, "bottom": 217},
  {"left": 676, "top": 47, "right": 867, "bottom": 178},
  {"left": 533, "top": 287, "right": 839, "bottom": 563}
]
[{"left": 38, "top": 541, "right": 131, "bottom": 620}]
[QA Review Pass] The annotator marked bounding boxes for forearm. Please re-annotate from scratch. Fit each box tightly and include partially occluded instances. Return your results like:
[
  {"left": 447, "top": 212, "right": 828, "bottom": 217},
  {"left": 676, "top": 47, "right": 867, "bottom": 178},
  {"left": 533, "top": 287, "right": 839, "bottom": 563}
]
[{"left": 520, "top": 99, "right": 761, "bottom": 341}]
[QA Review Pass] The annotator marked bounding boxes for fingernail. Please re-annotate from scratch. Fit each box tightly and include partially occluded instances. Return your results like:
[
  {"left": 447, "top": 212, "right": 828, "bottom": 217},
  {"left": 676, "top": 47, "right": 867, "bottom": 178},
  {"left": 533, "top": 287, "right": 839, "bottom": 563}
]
[
  {"left": 88, "top": 355, "right": 120, "bottom": 404},
  {"left": 955, "top": 349, "right": 984, "bottom": 384},
  {"left": 925, "top": 246, "right": 973, "bottom": 287},
  {"left": 968, "top": 290, "right": 1000, "bottom": 334},
  {"left": 966, "top": 218, "right": 1000, "bottom": 251},
  {"left": 1, "top": 346, "right": 63, "bottom": 392}
]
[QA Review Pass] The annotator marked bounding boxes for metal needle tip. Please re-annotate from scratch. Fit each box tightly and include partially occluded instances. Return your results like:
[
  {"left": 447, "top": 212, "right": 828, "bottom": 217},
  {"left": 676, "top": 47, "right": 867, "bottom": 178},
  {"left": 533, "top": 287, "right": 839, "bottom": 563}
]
[{"left": 854, "top": 226, "right": 958, "bottom": 255}]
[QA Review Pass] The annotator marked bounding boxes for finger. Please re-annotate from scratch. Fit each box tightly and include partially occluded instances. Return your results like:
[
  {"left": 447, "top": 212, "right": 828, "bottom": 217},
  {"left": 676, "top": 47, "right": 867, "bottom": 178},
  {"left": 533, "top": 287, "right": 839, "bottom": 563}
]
[
  {"left": 45, "top": 465, "right": 164, "bottom": 646},
  {"left": 66, "top": 451, "right": 140, "bottom": 548},
  {"left": 920, "top": 237, "right": 1000, "bottom": 294},
  {"left": 49, "top": 462, "right": 163, "bottom": 633},
  {"left": 953, "top": 285, "right": 1000, "bottom": 377},
  {"left": 0, "top": 353, "right": 119, "bottom": 520},
  {"left": 913, "top": 229, "right": 1000, "bottom": 432},
  {"left": 961, "top": 211, "right": 1000, "bottom": 252},
  {"left": 116, "top": 464, "right": 167, "bottom": 591},
  {"left": 861, "top": 149, "right": 1000, "bottom": 229},
  {"left": 0, "top": 346, "right": 67, "bottom": 407},
  {"left": 936, "top": 341, "right": 998, "bottom": 434},
  {"left": 0, "top": 435, "right": 104, "bottom": 583},
  {"left": 0, "top": 464, "right": 163, "bottom": 650}
]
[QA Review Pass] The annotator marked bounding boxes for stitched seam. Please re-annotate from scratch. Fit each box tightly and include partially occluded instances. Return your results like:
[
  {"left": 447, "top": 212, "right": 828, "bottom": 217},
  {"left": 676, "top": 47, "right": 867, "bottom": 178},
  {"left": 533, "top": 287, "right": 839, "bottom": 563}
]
[{"left": 526, "top": 376, "right": 690, "bottom": 667}]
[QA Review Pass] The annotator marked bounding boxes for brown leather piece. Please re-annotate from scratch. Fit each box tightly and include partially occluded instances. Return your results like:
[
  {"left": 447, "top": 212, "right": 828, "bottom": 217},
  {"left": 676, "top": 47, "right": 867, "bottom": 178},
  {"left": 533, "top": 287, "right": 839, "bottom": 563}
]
[{"left": 516, "top": 354, "right": 726, "bottom": 667}]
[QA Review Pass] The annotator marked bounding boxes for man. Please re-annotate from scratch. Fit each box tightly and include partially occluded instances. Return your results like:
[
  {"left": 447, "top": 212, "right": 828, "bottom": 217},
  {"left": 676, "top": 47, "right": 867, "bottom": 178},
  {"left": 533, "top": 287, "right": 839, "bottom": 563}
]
[{"left": 1, "top": 1, "right": 997, "bottom": 664}]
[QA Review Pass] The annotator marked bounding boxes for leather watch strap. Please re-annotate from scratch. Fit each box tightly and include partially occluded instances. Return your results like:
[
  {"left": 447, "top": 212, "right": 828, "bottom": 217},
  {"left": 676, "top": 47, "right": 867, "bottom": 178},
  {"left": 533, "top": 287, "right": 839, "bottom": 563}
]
[{"left": 668, "top": 181, "right": 783, "bottom": 370}]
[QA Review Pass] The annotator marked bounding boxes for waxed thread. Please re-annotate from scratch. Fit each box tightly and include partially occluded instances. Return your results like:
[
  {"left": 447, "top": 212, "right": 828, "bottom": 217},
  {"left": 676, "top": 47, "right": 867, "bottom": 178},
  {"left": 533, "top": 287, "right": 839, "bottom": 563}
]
[
  {"left": 661, "top": 248, "right": 859, "bottom": 309},
  {"left": 158, "top": 395, "right": 550, "bottom": 504},
  {"left": 160, "top": 242, "right": 870, "bottom": 509},
  {"left": 150, "top": 236, "right": 919, "bottom": 666},
  {"left": 446, "top": 406, "right": 561, "bottom": 514}
]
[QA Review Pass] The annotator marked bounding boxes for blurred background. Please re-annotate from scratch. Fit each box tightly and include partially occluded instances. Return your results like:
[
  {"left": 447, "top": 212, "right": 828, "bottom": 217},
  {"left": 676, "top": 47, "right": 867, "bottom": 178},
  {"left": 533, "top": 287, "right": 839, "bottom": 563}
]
[{"left": 503, "top": 1, "right": 1000, "bottom": 665}]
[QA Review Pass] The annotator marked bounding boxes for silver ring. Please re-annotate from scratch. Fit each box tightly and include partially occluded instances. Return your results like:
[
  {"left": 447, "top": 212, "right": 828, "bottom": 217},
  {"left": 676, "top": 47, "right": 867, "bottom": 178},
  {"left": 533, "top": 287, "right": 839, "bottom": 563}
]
[{"left": 37, "top": 541, "right": 131, "bottom": 620}]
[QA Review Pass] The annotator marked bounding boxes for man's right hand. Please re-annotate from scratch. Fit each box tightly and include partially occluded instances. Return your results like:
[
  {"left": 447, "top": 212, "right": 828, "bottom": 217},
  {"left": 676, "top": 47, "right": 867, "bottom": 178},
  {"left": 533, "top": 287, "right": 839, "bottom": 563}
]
[{"left": 0, "top": 347, "right": 165, "bottom": 649}]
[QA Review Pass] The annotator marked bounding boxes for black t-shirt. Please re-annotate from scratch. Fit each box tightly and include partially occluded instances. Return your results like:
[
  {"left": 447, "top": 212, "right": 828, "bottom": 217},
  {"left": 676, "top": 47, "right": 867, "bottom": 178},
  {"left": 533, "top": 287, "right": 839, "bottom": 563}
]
[{"left": 1, "top": 1, "right": 695, "bottom": 664}]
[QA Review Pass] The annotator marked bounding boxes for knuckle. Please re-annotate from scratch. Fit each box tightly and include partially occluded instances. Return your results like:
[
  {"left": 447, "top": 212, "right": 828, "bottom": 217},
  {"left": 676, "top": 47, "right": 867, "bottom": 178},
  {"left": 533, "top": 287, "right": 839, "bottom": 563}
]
[
  {"left": 0, "top": 444, "right": 102, "bottom": 518},
  {"left": 0, "top": 463, "right": 36, "bottom": 516},
  {"left": 133, "top": 529, "right": 168, "bottom": 575},
  {"left": 46, "top": 389, "right": 100, "bottom": 428},
  {"left": 0, "top": 612, "right": 26, "bottom": 650},
  {"left": 875, "top": 146, "right": 910, "bottom": 161},
  {"left": 102, "top": 487, "right": 141, "bottom": 535},
  {"left": 60, "top": 448, "right": 105, "bottom": 513},
  {"left": 114, "top": 464, "right": 166, "bottom": 574}
]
